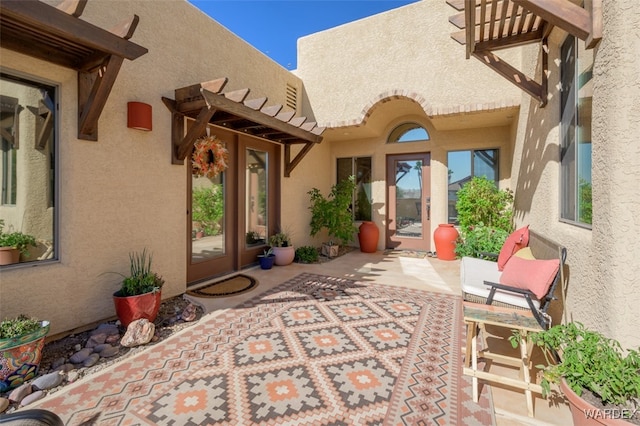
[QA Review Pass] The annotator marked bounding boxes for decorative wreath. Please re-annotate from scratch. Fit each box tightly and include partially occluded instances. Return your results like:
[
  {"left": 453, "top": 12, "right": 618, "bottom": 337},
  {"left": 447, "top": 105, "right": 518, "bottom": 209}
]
[{"left": 191, "top": 135, "right": 229, "bottom": 179}]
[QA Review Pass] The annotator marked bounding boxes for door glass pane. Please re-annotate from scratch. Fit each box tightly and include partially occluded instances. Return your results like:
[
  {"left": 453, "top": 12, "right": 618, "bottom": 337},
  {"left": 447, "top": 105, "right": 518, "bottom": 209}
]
[
  {"left": 246, "top": 149, "right": 268, "bottom": 247},
  {"left": 395, "top": 160, "right": 422, "bottom": 238},
  {"left": 191, "top": 172, "right": 225, "bottom": 263},
  {"left": 355, "top": 157, "right": 372, "bottom": 221}
]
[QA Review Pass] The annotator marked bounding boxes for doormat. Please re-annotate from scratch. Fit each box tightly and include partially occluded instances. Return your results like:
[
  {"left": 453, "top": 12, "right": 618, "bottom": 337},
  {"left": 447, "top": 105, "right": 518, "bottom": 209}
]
[
  {"left": 186, "top": 274, "right": 258, "bottom": 298},
  {"left": 383, "top": 249, "right": 429, "bottom": 259}
]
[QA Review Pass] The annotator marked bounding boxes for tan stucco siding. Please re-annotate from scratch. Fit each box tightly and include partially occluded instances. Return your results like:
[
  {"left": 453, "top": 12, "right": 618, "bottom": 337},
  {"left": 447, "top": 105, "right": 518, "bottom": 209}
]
[
  {"left": 295, "top": 1, "right": 522, "bottom": 126},
  {"left": 1, "top": 0, "right": 303, "bottom": 336},
  {"left": 283, "top": 112, "right": 513, "bottom": 252},
  {"left": 511, "top": 3, "right": 640, "bottom": 348}
]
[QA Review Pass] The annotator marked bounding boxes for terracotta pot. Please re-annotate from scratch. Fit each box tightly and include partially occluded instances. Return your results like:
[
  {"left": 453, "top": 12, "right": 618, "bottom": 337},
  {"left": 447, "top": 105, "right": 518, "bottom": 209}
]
[
  {"left": 560, "top": 379, "right": 633, "bottom": 425},
  {"left": 433, "top": 224, "right": 459, "bottom": 260},
  {"left": 0, "top": 247, "right": 20, "bottom": 265},
  {"left": 113, "top": 290, "right": 162, "bottom": 328},
  {"left": 358, "top": 221, "right": 379, "bottom": 253},
  {"left": 273, "top": 246, "right": 295, "bottom": 266},
  {"left": 0, "top": 321, "right": 50, "bottom": 393}
]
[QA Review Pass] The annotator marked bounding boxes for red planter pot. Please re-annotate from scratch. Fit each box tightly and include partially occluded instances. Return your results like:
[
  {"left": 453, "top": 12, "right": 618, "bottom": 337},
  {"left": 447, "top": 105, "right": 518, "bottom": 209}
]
[
  {"left": 560, "top": 379, "right": 633, "bottom": 425},
  {"left": 358, "top": 221, "right": 379, "bottom": 253},
  {"left": 433, "top": 224, "right": 459, "bottom": 260},
  {"left": 113, "top": 290, "right": 162, "bottom": 328}
]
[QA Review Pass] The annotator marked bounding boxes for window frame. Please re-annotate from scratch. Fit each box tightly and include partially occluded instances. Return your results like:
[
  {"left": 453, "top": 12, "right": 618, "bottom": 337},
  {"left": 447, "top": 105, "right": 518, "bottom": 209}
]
[
  {"left": 336, "top": 156, "right": 372, "bottom": 222},
  {"left": 387, "top": 122, "right": 430, "bottom": 144},
  {"left": 559, "top": 34, "right": 593, "bottom": 228},
  {"left": 447, "top": 148, "right": 500, "bottom": 224},
  {"left": 0, "top": 69, "right": 59, "bottom": 267}
]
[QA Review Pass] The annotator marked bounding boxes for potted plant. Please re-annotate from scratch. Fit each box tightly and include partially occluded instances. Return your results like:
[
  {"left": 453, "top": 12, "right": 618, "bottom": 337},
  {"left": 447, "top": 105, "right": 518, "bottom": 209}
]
[
  {"left": 269, "top": 232, "right": 294, "bottom": 266},
  {"left": 511, "top": 322, "right": 640, "bottom": 425},
  {"left": 257, "top": 248, "right": 275, "bottom": 269},
  {"left": 0, "top": 219, "right": 37, "bottom": 265},
  {"left": 112, "top": 249, "right": 165, "bottom": 328},
  {"left": 308, "top": 176, "right": 357, "bottom": 258},
  {"left": 0, "top": 315, "right": 50, "bottom": 392}
]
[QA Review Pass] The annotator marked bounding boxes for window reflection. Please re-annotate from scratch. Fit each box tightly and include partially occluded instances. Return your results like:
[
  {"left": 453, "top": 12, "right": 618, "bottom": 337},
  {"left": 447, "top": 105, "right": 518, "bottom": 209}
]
[
  {"left": 246, "top": 149, "right": 267, "bottom": 247},
  {"left": 0, "top": 73, "right": 56, "bottom": 266},
  {"left": 395, "top": 160, "right": 422, "bottom": 238}
]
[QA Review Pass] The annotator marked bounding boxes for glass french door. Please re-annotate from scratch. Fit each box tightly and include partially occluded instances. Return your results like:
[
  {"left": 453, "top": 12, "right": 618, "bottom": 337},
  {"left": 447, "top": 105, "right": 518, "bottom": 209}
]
[
  {"left": 187, "top": 128, "right": 279, "bottom": 284},
  {"left": 187, "top": 128, "right": 237, "bottom": 283},
  {"left": 386, "top": 153, "right": 431, "bottom": 251}
]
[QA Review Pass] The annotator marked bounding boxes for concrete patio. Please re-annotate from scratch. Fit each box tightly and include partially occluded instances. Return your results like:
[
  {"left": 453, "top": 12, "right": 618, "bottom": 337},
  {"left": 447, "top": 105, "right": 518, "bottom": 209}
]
[{"left": 187, "top": 249, "right": 573, "bottom": 426}]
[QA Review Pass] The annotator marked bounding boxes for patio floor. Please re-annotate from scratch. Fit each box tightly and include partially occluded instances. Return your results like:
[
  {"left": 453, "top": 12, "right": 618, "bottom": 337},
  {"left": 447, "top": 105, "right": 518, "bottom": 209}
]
[{"left": 187, "top": 249, "right": 572, "bottom": 426}]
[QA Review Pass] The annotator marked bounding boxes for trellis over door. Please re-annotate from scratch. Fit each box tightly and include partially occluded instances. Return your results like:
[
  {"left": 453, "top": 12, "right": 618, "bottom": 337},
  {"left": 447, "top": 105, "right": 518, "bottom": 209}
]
[
  {"left": 386, "top": 153, "right": 431, "bottom": 251},
  {"left": 187, "top": 127, "right": 279, "bottom": 284}
]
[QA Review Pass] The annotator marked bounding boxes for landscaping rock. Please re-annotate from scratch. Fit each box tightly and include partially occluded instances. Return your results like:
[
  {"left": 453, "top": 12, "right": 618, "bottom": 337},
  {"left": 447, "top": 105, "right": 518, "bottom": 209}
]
[
  {"left": 83, "top": 353, "right": 100, "bottom": 368},
  {"left": 121, "top": 319, "right": 155, "bottom": 347},
  {"left": 99, "top": 344, "right": 120, "bottom": 358},
  {"left": 69, "top": 347, "right": 93, "bottom": 364},
  {"left": 20, "top": 390, "right": 44, "bottom": 407},
  {"left": 0, "top": 397, "right": 9, "bottom": 413},
  {"left": 181, "top": 303, "right": 197, "bottom": 322},
  {"left": 51, "top": 357, "right": 66, "bottom": 370},
  {"left": 8, "top": 383, "right": 31, "bottom": 403},
  {"left": 54, "top": 363, "right": 76, "bottom": 373},
  {"left": 32, "top": 372, "right": 64, "bottom": 390},
  {"left": 92, "top": 323, "right": 119, "bottom": 336},
  {"left": 85, "top": 332, "right": 107, "bottom": 348}
]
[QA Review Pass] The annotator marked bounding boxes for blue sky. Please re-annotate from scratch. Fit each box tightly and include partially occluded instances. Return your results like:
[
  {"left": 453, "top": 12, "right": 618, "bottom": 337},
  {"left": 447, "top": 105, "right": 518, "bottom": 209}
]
[{"left": 188, "top": 0, "right": 419, "bottom": 70}]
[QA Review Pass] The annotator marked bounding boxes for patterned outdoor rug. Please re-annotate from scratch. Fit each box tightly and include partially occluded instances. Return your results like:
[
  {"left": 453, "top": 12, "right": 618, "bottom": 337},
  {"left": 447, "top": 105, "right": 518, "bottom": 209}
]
[
  {"left": 34, "top": 273, "right": 494, "bottom": 425},
  {"left": 186, "top": 274, "right": 258, "bottom": 298}
]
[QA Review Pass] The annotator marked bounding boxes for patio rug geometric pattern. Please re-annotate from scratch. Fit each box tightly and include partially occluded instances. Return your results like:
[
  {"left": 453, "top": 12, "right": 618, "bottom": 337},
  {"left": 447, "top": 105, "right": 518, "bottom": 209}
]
[{"left": 33, "top": 273, "right": 494, "bottom": 425}]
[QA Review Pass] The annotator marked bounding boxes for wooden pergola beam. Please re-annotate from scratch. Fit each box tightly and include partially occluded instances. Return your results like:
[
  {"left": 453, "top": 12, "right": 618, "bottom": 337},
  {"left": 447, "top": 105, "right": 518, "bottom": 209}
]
[
  {"left": 473, "top": 47, "right": 547, "bottom": 106},
  {"left": 512, "top": 0, "right": 591, "bottom": 41},
  {"left": 201, "top": 89, "right": 322, "bottom": 144},
  {"left": 78, "top": 54, "right": 124, "bottom": 140},
  {"left": 284, "top": 142, "right": 316, "bottom": 177}
]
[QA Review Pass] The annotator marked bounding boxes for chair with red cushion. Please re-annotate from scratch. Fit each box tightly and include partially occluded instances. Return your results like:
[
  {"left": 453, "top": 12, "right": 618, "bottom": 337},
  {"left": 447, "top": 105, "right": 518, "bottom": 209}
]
[{"left": 460, "top": 228, "right": 567, "bottom": 329}]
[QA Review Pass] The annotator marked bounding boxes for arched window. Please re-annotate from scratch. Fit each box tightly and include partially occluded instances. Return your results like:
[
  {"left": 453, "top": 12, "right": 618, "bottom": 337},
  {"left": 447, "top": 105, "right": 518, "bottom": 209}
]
[{"left": 388, "top": 123, "right": 429, "bottom": 143}]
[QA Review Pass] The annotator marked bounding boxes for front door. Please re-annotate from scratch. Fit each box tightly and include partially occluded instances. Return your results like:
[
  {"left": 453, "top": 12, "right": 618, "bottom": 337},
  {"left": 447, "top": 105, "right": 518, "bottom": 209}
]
[
  {"left": 187, "top": 127, "right": 279, "bottom": 284},
  {"left": 386, "top": 153, "right": 431, "bottom": 250},
  {"left": 187, "top": 127, "right": 237, "bottom": 283}
]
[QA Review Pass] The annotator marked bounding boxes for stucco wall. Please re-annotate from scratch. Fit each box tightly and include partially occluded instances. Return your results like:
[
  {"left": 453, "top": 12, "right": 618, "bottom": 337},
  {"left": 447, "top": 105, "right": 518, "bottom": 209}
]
[
  {"left": 283, "top": 100, "right": 514, "bottom": 252},
  {"left": 295, "top": 0, "right": 522, "bottom": 126},
  {"left": 511, "top": 3, "right": 640, "bottom": 348},
  {"left": 0, "top": 0, "right": 304, "bottom": 336}
]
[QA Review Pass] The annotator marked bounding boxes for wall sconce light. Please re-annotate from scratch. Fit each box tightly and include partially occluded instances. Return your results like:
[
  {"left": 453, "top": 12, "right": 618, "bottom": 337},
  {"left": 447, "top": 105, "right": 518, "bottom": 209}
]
[{"left": 127, "top": 101, "right": 152, "bottom": 131}]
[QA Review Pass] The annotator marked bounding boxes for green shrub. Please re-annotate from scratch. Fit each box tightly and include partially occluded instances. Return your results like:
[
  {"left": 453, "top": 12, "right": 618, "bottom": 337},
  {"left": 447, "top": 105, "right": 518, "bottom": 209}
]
[
  {"left": 511, "top": 322, "right": 640, "bottom": 407},
  {"left": 308, "top": 176, "right": 358, "bottom": 245},
  {"left": 454, "top": 224, "right": 508, "bottom": 258},
  {"left": 456, "top": 176, "right": 514, "bottom": 233},
  {"left": 192, "top": 184, "right": 224, "bottom": 236},
  {"left": 269, "top": 232, "right": 291, "bottom": 247},
  {"left": 119, "top": 249, "right": 164, "bottom": 296},
  {"left": 295, "top": 246, "right": 319, "bottom": 263}
]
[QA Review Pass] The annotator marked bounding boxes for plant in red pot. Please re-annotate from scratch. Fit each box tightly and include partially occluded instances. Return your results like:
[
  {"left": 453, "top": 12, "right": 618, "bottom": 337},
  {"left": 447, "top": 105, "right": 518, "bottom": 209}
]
[
  {"left": 511, "top": 322, "right": 640, "bottom": 425},
  {"left": 112, "top": 249, "right": 164, "bottom": 328}
]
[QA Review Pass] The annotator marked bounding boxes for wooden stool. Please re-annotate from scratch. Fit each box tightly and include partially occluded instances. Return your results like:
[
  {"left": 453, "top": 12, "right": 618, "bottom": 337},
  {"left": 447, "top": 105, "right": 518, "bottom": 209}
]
[{"left": 463, "top": 302, "right": 544, "bottom": 417}]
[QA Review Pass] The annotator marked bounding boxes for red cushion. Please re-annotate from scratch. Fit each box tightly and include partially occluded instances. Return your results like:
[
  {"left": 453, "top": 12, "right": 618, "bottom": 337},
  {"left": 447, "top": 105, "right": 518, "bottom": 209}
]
[
  {"left": 497, "top": 226, "right": 530, "bottom": 271},
  {"left": 499, "top": 256, "right": 560, "bottom": 300}
]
